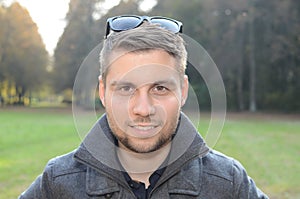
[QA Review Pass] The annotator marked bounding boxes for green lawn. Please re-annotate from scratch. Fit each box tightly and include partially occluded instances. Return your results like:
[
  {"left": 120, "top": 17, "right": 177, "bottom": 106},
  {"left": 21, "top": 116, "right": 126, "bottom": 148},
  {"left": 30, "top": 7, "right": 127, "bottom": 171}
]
[
  {"left": 212, "top": 114, "right": 300, "bottom": 199},
  {"left": 0, "top": 108, "right": 81, "bottom": 198},
  {"left": 0, "top": 108, "right": 299, "bottom": 198}
]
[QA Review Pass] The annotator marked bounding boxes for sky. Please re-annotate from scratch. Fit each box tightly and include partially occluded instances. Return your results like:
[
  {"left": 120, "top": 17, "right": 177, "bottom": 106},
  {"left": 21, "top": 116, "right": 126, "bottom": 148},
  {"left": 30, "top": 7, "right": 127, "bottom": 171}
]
[{"left": 5, "top": 0, "right": 156, "bottom": 55}]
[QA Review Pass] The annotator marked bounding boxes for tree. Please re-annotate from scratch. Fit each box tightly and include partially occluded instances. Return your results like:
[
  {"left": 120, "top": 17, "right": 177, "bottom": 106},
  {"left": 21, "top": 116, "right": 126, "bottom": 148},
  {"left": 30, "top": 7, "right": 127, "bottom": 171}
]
[
  {"left": 256, "top": 0, "right": 300, "bottom": 111},
  {"left": 53, "top": 0, "right": 103, "bottom": 93},
  {"left": 0, "top": 2, "right": 48, "bottom": 105},
  {"left": 0, "top": 4, "right": 6, "bottom": 79},
  {"left": 52, "top": 0, "right": 300, "bottom": 112},
  {"left": 0, "top": 5, "right": 6, "bottom": 104},
  {"left": 53, "top": 0, "right": 145, "bottom": 106}
]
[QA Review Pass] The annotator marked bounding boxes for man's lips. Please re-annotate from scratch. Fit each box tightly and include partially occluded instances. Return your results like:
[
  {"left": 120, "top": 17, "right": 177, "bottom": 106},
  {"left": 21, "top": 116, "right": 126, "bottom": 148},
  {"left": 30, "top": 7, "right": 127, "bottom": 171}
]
[
  {"left": 130, "top": 125, "right": 158, "bottom": 131},
  {"left": 127, "top": 123, "right": 161, "bottom": 137}
]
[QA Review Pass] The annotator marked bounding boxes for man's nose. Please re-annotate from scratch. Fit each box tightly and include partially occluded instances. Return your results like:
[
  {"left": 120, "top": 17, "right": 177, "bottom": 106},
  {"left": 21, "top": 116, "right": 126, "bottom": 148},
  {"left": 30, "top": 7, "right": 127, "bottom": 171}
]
[{"left": 131, "top": 91, "right": 155, "bottom": 117}]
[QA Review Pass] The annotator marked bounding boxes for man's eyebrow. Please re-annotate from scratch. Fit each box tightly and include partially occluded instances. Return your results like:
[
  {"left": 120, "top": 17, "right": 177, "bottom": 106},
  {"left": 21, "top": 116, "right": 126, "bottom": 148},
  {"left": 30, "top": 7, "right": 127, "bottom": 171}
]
[
  {"left": 153, "top": 79, "right": 178, "bottom": 87},
  {"left": 109, "top": 79, "right": 177, "bottom": 87},
  {"left": 109, "top": 81, "right": 136, "bottom": 87}
]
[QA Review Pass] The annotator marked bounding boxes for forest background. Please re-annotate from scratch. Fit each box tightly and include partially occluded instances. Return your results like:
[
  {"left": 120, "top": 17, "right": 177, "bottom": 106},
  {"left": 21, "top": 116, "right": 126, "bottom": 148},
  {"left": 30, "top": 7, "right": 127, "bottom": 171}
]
[{"left": 0, "top": 0, "right": 299, "bottom": 112}]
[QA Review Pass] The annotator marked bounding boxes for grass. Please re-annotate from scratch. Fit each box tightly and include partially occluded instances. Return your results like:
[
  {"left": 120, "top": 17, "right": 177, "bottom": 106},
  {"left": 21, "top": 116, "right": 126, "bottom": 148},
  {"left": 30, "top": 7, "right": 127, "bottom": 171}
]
[
  {"left": 0, "top": 108, "right": 299, "bottom": 198},
  {"left": 0, "top": 107, "right": 81, "bottom": 198},
  {"left": 212, "top": 115, "right": 300, "bottom": 199}
]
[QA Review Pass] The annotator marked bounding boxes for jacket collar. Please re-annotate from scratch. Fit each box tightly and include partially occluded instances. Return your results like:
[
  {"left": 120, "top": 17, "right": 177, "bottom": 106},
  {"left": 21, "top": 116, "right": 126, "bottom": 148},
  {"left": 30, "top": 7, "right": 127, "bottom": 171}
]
[
  {"left": 73, "top": 115, "right": 128, "bottom": 193},
  {"left": 74, "top": 112, "right": 209, "bottom": 196},
  {"left": 153, "top": 112, "right": 209, "bottom": 196}
]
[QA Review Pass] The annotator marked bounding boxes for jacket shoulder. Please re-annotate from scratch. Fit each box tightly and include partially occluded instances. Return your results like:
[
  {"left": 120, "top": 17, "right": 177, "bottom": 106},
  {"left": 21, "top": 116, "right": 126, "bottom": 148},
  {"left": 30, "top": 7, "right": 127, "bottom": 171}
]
[
  {"left": 202, "top": 150, "right": 241, "bottom": 182},
  {"left": 19, "top": 150, "right": 88, "bottom": 199},
  {"left": 46, "top": 150, "right": 86, "bottom": 178},
  {"left": 201, "top": 150, "right": 269, "bottom": 198}
]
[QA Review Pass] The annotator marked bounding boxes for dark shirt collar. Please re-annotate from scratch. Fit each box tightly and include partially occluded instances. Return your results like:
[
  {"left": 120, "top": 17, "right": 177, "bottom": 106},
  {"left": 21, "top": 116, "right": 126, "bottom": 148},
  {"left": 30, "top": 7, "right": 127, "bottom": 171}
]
[{"left": 122, "top": 166, "right": 166, "bottom": 199}]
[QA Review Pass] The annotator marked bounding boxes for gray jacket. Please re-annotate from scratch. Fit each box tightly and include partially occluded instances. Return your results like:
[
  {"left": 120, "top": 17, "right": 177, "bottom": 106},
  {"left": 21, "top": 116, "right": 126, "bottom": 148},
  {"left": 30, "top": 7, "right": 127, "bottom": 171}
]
[{"left": 19, "top": 113, "right": 269, "bottom": 199}]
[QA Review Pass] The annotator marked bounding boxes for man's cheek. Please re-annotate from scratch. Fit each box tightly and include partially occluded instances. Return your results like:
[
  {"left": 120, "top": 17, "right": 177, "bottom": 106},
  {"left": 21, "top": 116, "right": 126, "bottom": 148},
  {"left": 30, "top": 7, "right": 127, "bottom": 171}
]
[{"left": 109, "top": 96, "right": 130, "bottom": 116}]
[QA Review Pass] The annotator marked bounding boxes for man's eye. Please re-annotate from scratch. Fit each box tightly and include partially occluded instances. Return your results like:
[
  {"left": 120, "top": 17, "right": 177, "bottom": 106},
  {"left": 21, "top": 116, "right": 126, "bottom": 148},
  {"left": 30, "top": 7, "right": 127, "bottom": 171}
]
[
  {"left": 117, "top": 86, "right": 135, "bottom": 95},
  {"left": 152, "top": 86, "right": 168, "bottom": 95},
  {"left": 121, "top": 86, "right": 131, "bottom": 91}
]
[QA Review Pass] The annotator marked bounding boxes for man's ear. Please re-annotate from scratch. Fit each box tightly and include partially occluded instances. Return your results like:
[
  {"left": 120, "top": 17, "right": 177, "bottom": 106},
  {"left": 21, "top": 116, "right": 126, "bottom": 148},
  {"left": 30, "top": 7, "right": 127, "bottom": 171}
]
[
  {"left": 181, "top": 75, "right": 189, "bottom": 107},
  {"left": 98, "top": 75, "right": 105, "bottom": 107}
]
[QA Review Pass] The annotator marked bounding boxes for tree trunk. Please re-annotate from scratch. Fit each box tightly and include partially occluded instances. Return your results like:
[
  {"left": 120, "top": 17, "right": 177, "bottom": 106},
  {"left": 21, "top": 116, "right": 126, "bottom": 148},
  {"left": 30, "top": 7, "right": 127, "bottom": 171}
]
[
  {"left": 237, "top": 21, "right": 246, "bottom": 111},
  {"left": 249, "top": 3, "right": 257, "bottom": 112}
]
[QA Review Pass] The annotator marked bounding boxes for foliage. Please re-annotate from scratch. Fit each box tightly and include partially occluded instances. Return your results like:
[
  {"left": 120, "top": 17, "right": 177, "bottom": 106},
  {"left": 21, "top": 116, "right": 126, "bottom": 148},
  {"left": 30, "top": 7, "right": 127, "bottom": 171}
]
[
  {"left": 1, "top": 0, "right": 299, "bottom": 111},
  {"left": 0, "top": 2, "right": 48, "bottom": 105},
  {"left": 53, "top": 0, "right": 102, "bottom": 93},
  {"left": 150, "top": 0, "right": 300, "bottom": 112},
  {"left": 51, "top": 0, "right": 300, "bottom": 112},
  {"left": 52, "top": 0, "right": 145, "bottom": 105}
]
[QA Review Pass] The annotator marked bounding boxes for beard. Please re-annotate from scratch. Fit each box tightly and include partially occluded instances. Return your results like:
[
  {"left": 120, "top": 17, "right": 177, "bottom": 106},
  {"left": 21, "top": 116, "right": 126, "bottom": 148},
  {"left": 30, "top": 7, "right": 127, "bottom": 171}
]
[{"left": 106, "top": 112, "right": 180, "bottom": 153}]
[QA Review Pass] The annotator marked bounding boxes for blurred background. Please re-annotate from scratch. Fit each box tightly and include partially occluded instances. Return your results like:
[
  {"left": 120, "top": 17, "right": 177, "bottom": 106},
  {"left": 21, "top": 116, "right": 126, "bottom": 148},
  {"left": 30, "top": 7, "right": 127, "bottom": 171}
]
[
  {"left": 0, "top": 0, "right": 299, "bottom": 198},
  {"left": 0, "top": 0, "right": 299, "bottom": 111}
]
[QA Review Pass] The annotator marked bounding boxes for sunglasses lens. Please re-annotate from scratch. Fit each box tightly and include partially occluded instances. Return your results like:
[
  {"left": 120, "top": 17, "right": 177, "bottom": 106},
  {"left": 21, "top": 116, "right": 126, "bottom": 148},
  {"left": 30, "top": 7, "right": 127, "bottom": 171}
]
[
  {"left": 110, "top": 16, "right": 141, "bottom": 31},
  {"left": 151, "top": 18, "right": 181, "bottom": 33},
  {"left": 106, "top": 16, "right": 182, "bottom": 38}
]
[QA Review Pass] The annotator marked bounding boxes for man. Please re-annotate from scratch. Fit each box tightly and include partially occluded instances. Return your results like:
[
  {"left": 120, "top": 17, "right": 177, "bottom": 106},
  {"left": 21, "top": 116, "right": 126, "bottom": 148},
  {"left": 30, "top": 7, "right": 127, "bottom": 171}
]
[{"left": 19, "top": 15, "right": 268, "bottom": 198}]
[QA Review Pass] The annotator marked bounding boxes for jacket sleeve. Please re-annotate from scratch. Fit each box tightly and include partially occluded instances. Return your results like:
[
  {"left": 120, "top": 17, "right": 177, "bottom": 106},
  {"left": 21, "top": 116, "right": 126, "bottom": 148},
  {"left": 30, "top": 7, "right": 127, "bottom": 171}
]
[
  {"left": 18, "top": 160, "right": 55, "bottom": 199},
  {"left": 232, "top": 159, "right": 269, "bottom": 199}
]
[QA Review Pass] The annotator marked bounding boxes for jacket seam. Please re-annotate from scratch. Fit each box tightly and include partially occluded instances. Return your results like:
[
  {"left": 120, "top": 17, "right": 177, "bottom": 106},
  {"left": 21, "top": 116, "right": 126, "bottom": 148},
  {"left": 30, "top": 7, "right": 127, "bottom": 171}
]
[
  {"left": 202, "top": 170, "right": 233, "bottom": 182},
  {"left": 52, "top": 169, "right": 87, "bottom": 179}
]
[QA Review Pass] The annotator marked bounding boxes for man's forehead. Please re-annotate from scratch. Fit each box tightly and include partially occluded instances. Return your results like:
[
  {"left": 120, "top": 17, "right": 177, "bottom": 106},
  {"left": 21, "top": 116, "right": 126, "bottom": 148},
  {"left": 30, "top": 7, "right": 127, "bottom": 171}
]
[
  {"left": 104, "top": 49, "right": 182, "bottom": 87},
  {"left": 108, "top": 49, "right": 175, "bottom": 66}
]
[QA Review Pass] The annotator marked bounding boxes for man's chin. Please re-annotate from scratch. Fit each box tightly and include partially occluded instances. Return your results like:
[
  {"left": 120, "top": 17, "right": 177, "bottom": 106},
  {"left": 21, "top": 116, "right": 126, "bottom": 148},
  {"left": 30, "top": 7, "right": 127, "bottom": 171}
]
[{"left": 119, "top": 137, "right": 170, "bottom": 154}]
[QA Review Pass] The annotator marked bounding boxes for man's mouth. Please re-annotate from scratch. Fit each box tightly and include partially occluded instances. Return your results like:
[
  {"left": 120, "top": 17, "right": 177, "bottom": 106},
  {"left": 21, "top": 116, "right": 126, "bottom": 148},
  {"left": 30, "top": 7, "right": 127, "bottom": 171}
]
[
  {"left": 131, "top": 125, "right": 157, "bottom": 131},
  {"left": 128, "top": 123, "right": 161, "bottom": 138}
]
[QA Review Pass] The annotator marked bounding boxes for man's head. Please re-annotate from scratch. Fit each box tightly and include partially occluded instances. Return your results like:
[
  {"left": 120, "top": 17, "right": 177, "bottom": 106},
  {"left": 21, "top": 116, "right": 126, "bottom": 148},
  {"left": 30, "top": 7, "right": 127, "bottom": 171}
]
[{"left": 99, "top": 16, "right": 189, "bottom": 153}]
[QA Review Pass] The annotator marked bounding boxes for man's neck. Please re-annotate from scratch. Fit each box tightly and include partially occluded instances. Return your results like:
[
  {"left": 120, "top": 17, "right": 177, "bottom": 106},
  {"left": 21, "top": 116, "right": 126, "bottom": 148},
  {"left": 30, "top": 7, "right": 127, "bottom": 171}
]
[{"left": 117, "top": 143, "right": 171, "bottom": 187}]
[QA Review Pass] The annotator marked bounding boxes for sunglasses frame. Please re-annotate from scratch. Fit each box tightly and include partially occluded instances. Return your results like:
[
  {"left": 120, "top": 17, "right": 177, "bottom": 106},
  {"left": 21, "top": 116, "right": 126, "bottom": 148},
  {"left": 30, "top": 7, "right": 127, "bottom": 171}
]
[{"left": 105, "top": 15, "right": 183, "bottom": 38}]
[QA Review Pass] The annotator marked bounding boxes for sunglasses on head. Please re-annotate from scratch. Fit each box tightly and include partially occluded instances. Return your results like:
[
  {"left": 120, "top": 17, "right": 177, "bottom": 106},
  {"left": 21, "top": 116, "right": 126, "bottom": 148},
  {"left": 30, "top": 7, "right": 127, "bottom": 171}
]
[{"left": 105, "top": 15, "right": 183, "bottom": 38}]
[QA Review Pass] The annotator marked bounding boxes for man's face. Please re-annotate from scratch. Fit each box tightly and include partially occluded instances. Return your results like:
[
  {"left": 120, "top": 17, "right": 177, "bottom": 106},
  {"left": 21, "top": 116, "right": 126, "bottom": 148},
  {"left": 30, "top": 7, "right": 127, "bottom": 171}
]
[{"left": 99, "top": 49, "right": 188, "bottom": 153}]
